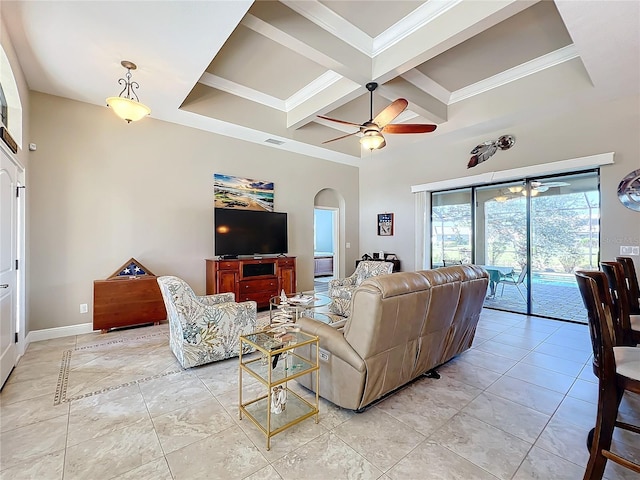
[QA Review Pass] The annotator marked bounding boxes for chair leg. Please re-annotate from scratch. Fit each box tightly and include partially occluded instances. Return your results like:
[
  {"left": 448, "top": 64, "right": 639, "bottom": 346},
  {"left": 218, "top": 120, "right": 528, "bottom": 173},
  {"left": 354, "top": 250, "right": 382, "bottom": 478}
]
[
  {"left": 514, "top": 284, "right": 526, "bottom": 302},
  {"left": 583, "top": 384, "right": 621, "bottom": 480}
]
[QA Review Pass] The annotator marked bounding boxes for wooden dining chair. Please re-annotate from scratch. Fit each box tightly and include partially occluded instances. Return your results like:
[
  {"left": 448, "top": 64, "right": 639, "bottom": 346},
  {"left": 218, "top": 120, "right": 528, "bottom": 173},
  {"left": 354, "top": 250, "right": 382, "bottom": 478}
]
[
  {"left": 616, "top": 256, "right": 640, "bottom": 315},
  {"left": 575, "top": 270, "right": 640, "bottom": 480},
  {"left": 600, "top": 261, "right": 640, "bottom": 346}
]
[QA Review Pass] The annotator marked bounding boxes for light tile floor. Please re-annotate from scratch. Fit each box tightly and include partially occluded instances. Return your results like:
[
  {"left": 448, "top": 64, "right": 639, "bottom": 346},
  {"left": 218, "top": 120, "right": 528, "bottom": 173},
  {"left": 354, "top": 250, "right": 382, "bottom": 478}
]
[{"left": 1, "top": 310, "right": 639, "bottom": 479}]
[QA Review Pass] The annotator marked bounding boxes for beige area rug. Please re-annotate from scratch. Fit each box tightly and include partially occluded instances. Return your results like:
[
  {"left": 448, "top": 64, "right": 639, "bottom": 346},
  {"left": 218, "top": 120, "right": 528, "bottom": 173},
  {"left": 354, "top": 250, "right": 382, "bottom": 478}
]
[{"left": 54, "top": 312, "right": 274, "bottom": 406}]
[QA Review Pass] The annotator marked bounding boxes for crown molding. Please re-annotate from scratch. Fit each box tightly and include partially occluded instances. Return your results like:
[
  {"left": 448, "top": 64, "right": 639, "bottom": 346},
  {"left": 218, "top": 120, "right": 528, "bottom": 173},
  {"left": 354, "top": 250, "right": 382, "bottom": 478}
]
[
  {"left": 450, "top": 44, "right": 580, "bottom": 104},
  {"left": 284, "top": 0, "right": 463, "bottom": 59},
  {"left": 373, "top": 0, "right": 462, "bottom": 56}
]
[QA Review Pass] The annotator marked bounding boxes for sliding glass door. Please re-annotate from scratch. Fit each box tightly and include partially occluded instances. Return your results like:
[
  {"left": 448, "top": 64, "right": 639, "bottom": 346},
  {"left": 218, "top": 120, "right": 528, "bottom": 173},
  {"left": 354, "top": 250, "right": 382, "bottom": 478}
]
[
  {"left": 529, "top": 172, "right": 599, "bottom": 320},
  {"left": 430, "top": 170, "right": 599, "bottom": 323},
  {"left": 475, "top": 182, "right": 528, "bottom": 315},
  {"left": 431, "top": 189, "right": 472, "bottom": 267}
]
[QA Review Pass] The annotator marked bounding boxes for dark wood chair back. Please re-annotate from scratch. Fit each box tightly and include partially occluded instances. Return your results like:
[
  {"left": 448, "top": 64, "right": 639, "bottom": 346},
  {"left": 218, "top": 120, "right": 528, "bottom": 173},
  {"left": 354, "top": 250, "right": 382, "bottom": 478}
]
[
  {"left": 575, "top": 270, "right": 618, "bottom": 377},
  {"left": 575, "top": 269, "right": 640, "bottom": 479},
  {"left": 616, "top": 256, "right": 640, "bottom": 315},
  {"left": 600, "top": 261, "right": 636, "bottom": 346}
]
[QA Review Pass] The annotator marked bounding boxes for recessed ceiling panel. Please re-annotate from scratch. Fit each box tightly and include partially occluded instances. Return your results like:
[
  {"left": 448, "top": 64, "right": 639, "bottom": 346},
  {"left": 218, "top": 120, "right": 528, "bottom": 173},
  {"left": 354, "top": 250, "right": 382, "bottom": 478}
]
[
  {"left": 416, "top": 1, "right": 573, "bottom": 92},
  {"left": 206, "top": 24, "right": 326, "bottom": 100},
  {"left": 319, "top": 0, "right": 424, "bottom": 37},
  {"left": 293, "top": 122, "right": 361, "bottom": 156},
  {"left": 323, "top": 91, "right": 372, "bottom": 124}
]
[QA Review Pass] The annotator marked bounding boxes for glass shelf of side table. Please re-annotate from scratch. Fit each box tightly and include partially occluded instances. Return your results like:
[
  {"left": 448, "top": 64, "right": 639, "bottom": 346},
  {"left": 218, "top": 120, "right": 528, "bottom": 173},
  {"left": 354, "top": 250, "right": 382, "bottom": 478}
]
[
  {"left": 269, "top": 292, "right": 330, "bottom": 323},
  {"left": 239, "top": 330, "right": 319, "bottom": 450}
]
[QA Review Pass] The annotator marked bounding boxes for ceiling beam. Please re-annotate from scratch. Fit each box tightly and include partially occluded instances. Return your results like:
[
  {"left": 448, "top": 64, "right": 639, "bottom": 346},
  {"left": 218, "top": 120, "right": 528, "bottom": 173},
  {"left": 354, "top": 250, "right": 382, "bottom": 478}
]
[
  {"left": 287, "top": 78, "right": 361, "bottom": 129},
  {"left": 243, "top": 2, "right": 371, "bottom": 86},
  {"left": 373, "top": 0, "right": 540, "bottom": 82},
  {"left": 378, "top": 78, "right": 448, "bottom": 124}
]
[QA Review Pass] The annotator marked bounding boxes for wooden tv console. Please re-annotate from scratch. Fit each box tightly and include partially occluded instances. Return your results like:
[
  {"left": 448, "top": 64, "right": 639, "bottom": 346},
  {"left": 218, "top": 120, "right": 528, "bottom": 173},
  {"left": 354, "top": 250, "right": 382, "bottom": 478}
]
[{"left": 205, "top": 257, "right": 296, "bottom": 308}]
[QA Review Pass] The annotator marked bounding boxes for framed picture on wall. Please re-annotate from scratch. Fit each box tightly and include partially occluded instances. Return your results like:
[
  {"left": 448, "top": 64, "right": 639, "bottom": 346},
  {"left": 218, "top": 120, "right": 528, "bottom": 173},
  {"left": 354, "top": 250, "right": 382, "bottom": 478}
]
[
  {"left": 377, "top": 213, "right": 394, "bottom": 236},
  {"left": 213, "top": 173, "right": 274, "bottom": 212}
]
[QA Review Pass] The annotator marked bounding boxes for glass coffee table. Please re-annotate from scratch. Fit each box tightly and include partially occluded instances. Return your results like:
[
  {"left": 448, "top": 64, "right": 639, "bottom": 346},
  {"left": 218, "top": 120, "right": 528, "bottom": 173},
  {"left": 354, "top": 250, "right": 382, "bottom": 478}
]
[{"left": 269, "top": 292, "right": 331, "bottom": 323}]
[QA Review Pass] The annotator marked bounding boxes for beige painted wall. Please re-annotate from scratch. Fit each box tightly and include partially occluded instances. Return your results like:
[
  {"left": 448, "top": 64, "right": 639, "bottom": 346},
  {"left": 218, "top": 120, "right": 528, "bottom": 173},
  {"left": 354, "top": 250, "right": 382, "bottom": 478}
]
[
  {"left": 359, "top": 94, "right": 640, "bottom": 273},
  {"left": 27, "top": 92, "right": 359, "bottom": 332},
  {"left": 0, "top": 16, "right": 29, "bottom": 157},
  {"left": 1, "top": 17, "right": 31, "bottom": 336}
]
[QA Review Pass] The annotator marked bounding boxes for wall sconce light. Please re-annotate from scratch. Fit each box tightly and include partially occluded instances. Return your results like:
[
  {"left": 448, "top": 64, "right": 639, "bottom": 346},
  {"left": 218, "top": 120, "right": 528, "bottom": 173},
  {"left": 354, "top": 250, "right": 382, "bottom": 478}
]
[{"left": 106, "top": 61, "right": 151, "bottom": 123}]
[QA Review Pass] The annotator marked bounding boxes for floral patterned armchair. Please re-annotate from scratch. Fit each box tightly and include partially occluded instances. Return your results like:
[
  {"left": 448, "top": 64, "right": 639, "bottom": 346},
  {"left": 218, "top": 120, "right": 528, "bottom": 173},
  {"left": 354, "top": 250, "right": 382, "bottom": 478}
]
[
  {"left": 328, "top": 261, "right": 394, "bottom": 317},
  {"left": 157, "top": 276, "right": 257, "bottom": 368}
]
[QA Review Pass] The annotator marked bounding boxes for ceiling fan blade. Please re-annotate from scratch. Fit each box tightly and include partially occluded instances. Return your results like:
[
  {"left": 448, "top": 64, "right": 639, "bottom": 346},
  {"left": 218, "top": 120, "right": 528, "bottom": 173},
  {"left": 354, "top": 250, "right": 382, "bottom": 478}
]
[
  {"left": 382, "top": 123, "right": 437, "bottom": 134},
  {"left": 317, "top": 115, "right": 362, "bottom": 128},
  {"left": 373, "top": 99, "right": 408, "bottom": 128},
  {"left": 321, "top": 131, "right": 359, "bottom": 144}
]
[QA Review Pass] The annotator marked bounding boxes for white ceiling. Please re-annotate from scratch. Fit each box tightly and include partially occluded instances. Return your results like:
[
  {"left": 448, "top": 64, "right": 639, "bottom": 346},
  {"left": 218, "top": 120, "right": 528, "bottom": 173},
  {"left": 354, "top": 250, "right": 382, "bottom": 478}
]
[{"left": 2, "top": 1, "right": 639, "bottom": 166}]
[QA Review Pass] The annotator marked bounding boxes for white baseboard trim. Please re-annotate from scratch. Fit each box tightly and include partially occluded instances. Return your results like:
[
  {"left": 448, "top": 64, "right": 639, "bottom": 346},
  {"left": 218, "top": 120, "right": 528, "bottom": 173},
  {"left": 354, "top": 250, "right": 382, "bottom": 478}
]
[{"left": 26, "top": 323, "right": 95, "bottom": 344}]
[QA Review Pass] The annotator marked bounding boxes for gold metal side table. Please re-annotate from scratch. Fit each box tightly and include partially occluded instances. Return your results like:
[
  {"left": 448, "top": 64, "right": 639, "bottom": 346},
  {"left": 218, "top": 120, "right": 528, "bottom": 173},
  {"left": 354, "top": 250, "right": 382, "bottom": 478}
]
[{"left": 239, "top": 330, "right": 319, "bottom": 450}]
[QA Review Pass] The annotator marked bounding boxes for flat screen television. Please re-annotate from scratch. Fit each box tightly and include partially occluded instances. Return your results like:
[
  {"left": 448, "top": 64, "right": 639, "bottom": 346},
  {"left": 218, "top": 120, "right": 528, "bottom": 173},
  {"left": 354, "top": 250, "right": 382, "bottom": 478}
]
[{"left": 214, "top": 208, "right": 288, "bottom": 257}]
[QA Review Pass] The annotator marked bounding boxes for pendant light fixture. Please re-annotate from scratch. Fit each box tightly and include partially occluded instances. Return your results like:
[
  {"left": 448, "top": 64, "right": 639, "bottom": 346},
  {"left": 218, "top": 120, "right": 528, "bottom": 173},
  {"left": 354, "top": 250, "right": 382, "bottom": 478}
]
[{"left": 106, "top": 60, "right": 151, "bottom": 123}]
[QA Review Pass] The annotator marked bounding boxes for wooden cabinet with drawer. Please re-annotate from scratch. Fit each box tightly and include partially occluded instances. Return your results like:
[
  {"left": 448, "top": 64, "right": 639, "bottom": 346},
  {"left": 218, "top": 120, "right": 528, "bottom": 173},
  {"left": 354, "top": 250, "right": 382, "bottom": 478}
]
[
  {"left": 205, "top": 257, "right": 296, "bottom": 309},
  {"left": 93, "top": 258, "right": 166, "bottom": 333}
]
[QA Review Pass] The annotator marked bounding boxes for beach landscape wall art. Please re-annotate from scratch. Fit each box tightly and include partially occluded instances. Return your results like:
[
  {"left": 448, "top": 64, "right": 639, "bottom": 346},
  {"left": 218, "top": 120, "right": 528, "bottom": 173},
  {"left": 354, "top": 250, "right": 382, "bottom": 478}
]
[{"left": 214, "top": 173, "right": 274, "bottom": 212}]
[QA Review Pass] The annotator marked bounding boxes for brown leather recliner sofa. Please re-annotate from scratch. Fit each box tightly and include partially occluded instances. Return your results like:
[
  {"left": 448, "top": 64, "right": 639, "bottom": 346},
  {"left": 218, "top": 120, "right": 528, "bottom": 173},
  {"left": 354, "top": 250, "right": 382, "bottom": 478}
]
[{"left": 296, "top": 265, "right": 489, "bottom": 410}]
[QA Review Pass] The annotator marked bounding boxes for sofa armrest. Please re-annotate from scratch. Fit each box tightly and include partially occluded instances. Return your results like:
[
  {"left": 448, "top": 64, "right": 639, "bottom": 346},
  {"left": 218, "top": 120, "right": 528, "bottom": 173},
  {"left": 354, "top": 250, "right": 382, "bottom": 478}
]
[
  {"left": 197, "top": 292, "right": 236, "bottom": 306},
  {"left": 297, "top": 317, "right": 364, "bottom": 372}
]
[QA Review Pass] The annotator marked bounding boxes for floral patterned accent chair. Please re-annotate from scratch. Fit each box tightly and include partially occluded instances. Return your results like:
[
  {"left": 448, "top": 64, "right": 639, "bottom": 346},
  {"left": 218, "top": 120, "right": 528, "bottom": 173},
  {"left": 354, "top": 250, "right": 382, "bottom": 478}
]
[
  {"left": 328, "top": 261, "right": 394, "bottom": 317},
  {"left": 157, "top": 276, "right": 257, "bottom": 369}
]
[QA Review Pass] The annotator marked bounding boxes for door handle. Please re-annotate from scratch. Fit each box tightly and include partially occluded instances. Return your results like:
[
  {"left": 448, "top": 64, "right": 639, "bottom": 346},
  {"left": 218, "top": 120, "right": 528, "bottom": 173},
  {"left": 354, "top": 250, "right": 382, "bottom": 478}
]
[{"left": 0, "top": 284, "right": 8, "bottom": 288}]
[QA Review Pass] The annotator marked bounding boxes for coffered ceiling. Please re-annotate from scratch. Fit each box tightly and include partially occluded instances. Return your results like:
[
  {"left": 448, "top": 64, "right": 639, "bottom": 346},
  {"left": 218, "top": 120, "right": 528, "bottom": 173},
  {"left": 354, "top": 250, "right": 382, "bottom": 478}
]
[{"left": 2, "top": 1, "right": 639, "bottom": 165}]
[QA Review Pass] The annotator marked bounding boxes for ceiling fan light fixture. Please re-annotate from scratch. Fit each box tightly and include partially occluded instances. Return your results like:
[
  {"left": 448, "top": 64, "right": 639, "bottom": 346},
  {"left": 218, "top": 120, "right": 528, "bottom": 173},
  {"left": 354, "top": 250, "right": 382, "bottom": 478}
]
[
  {"left": 106, "top": 61, "right": 151, "bottom": 123},
  {"left": 360, "top": 130, "right": 385, "bottom": 150},
  {"left": 508, "top": 186, "right": 524, "bottom": 193},
  {"left": 494, "top": 195, "right": 509, "bottom": 202},
  {"left": 320, "top": 81, "right": 435, "bottom": 151}
]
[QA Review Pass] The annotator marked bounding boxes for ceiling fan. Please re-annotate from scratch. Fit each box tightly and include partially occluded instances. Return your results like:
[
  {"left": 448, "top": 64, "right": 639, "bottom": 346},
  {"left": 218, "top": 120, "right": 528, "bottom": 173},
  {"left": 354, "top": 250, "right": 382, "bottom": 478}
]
[{"left": 318, "top": 82, "right": 437, "bottom": 150}]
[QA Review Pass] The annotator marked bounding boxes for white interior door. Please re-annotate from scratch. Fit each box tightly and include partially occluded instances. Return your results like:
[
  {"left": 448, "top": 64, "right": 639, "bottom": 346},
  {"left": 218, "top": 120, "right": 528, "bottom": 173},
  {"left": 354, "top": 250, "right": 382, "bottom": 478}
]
[{"left": 0, "top": 148, "right": 18, "bottom": 388}]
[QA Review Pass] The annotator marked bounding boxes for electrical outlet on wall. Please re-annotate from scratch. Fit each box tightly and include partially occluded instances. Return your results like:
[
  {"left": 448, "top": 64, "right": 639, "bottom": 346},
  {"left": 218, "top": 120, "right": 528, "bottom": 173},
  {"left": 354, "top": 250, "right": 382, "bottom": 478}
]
[
  {"left": 620, "top": 246, "right": 640, "bottom": 256},
  {"left": 80, "top": 303, "right": 88, "bottom": 314}
]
